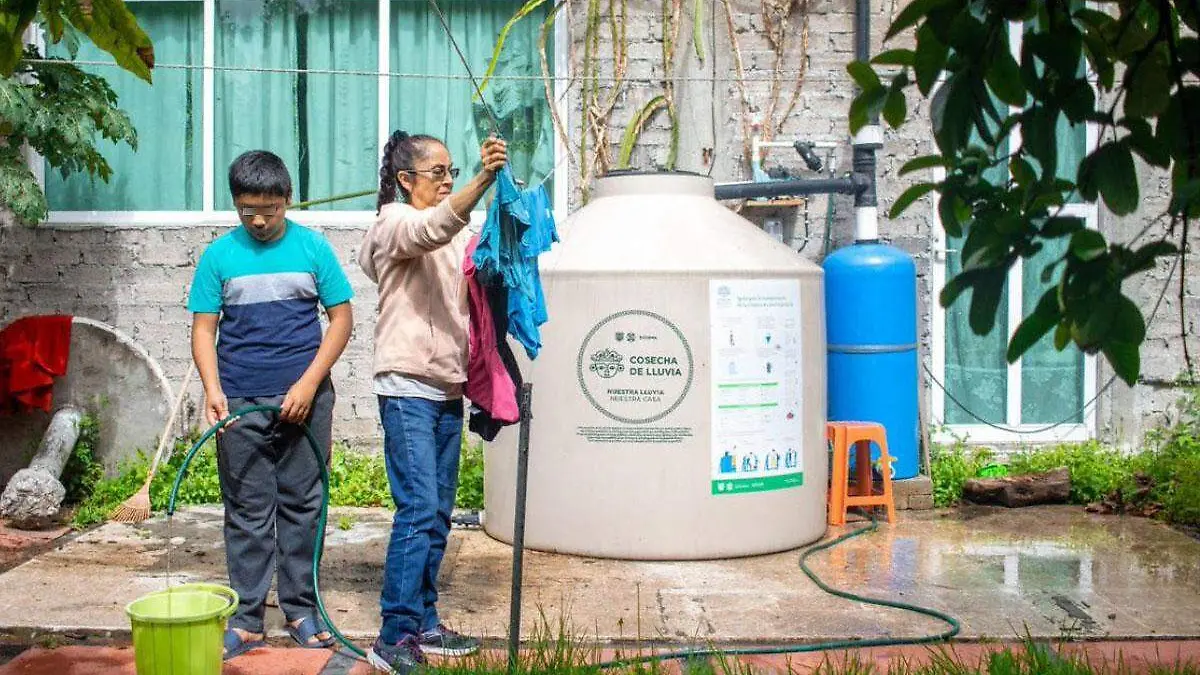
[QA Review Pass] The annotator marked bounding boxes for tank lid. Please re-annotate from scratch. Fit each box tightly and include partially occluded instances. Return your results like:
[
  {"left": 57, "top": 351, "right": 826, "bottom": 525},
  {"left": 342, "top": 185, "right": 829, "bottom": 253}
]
[{"left": 593, "top": 170, "right": 714, "bottom": 199}]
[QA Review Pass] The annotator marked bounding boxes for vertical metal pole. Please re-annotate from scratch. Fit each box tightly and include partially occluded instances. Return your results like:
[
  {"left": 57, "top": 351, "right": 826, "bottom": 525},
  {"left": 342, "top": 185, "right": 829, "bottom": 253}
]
[{"left": 507, "top": 383, "right": 533, "bottom": 674}]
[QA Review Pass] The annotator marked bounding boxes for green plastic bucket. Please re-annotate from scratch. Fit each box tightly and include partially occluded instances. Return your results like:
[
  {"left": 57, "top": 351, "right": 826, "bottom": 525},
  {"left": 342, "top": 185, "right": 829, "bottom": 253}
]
[{"left": 125, "top": 583, "right": 238, "bottom": 675}]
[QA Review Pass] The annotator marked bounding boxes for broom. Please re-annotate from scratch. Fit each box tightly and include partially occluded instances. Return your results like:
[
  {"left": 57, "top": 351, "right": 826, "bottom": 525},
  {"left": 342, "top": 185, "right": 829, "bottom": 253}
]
[{"left": 110, "top": 366, "right": 195, "bottom": 523}]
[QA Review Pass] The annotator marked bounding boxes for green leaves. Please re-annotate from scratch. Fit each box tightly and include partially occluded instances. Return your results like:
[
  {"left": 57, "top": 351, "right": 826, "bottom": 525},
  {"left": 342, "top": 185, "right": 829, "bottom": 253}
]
[
  {"left": 900, "top": 154, "right": 946, "bottom": 175},
  {"left": 1007, "top": 288, "right": 1062, "bottom": 363},
  {"left": 986, "top": 46, "right": 1025, "bottom": 107},
  {"left": 0, "top": 147, "right": 48, "bottom": 224},
  {"left": 2, "top": 1, "right": 154, "bottom": 79},
  {"left": 883, "top": 81, "right": 908, "bottom": 128},
  {"left": 1078, "top": 142, "right": 1140, "bottom": 215},
  {"left": 1125, "top": 46, "right": 1172, "bottom": 118},
  {"left": 1069, "top": 229, "right": 1107, "bottom": 262},
  {"left": 1103, "top": 341, "right": 1141, "bottom": 386},
  {"left": 1, "top": 51, "right": 137, "bottom": 224},
  {"left": 0, "top": 0, "right": 38, "bottom": 76},
  {"left": 847, "top": 61, "right": 882, "bottom": 91},
  {"left": 886, "top": 0, "right": 951, "bottom": 41},
  {"left": 874, "top": 0, "right": 1194, "bottom": 386},
  {"left": 848, "top": 84, "right": 886, "bottom": 134},
  {"left": 890, "top": 182, "right": 937, "bottom": 218},
  {"left": 914, "top": 23, "right": 949, "bottom": 96},
  {"left": 872, "top": 49, "right": 915, "bottom": 67}
]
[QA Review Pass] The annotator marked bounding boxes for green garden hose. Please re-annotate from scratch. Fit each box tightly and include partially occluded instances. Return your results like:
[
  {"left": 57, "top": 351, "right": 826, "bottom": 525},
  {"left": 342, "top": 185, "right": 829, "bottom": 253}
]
[
  {"left": 166, "top": 406, "right": 960, "bottom": 672},
  {"left": 595, "top": 515, "right": 960, "bottom": 668},
  {"left": 166, "top": 405, "right": 369, "bottom": 660}
]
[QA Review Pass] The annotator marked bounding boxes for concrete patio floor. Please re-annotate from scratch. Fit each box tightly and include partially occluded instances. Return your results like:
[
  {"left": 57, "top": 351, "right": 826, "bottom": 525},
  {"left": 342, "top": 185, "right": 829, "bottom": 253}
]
[{"left": 0, "top": 505, "right": 1198, "bottom": 671}]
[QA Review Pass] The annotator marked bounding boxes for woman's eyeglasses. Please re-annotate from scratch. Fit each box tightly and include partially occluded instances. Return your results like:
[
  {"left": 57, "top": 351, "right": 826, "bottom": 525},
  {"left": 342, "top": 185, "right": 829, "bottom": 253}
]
[{"left": 403, "top": 166, "right": 460, "bottom": 181}]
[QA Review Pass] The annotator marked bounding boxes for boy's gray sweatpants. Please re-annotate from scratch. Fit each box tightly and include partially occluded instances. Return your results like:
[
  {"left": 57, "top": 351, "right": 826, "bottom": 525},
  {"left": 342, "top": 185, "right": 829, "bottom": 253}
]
[{"left": 217, "top": 378, "right": 334, "bottom": 634}]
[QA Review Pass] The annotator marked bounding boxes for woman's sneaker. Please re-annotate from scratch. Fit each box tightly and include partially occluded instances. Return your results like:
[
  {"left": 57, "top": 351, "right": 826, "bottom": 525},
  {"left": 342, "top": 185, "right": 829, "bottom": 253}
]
[
  {"left": 418, "top": 624, "right": 481, "bottom": 656},
  {"left": 368, "top": 634, "right": 425, "bottom": 673}
]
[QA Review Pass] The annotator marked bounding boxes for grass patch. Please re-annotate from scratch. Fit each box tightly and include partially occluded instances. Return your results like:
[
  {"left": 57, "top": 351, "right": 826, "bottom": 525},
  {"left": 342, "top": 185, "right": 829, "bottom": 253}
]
[
  {"left": 930, "top": 384, "right": 1200, "bottom": 527},
  {"left": 929, "top": 435, "right": 992, "bottom": 507},
  {"left": 492, "top": 639, "right": 1192, "bottom": 675},
  {"left": 65, "top": 428, "right": 488, "bottom": 529},
  {"left": 60, "top": 414, "right": 103, "bottom": 505},
  {"left": 1008, "top": 440, "right": 1131, "bottom": 505},
  {"left": 457, "top": 438, "right": 485, "bottom": 511}
]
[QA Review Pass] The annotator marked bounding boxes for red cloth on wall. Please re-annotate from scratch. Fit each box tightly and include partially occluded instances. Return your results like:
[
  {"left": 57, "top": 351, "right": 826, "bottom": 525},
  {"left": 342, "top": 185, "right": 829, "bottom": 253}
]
[{"left": 0, "top": 315, "right": 73, "bottom": 413}]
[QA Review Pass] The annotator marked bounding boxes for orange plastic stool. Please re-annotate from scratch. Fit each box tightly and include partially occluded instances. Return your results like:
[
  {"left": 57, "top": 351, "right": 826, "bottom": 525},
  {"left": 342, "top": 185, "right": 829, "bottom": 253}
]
[{"left": 826, "top": 421, "right": 897, "bottom": 526}]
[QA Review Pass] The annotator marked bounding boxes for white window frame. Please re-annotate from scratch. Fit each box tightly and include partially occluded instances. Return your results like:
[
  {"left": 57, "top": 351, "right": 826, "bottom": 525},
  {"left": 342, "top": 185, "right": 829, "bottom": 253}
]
[
  {"left": 32, "top": 0, "right": 570, "bottom": 229},
  {"left": 929, "top": 20, "right": 1099, "bottom": 445}
]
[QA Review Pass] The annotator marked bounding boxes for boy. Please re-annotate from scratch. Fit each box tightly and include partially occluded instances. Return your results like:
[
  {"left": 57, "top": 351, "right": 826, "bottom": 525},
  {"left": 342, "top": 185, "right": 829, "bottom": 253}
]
[{"left": 188, "top": 150, "right": 354, "bottom": 659}]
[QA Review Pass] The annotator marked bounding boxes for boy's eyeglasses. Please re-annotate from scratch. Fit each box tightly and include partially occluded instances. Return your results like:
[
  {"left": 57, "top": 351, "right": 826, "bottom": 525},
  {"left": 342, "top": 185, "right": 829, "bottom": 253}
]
[
  {"left": 403, "top": 166, "right": 460, "bottom": 181},
  {"left": 237, "top": 205, "right": 282, "bottom": 218}
]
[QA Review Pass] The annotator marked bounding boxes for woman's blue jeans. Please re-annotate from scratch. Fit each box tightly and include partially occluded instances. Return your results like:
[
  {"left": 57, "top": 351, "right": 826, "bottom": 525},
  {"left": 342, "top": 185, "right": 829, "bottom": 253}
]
[{"left": 377, "top": 395, "right": 464, "bottom": 644}]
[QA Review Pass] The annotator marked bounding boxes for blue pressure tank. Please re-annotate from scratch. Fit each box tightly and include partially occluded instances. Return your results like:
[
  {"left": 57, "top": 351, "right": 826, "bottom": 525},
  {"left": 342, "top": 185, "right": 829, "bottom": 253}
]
[{"left": 823, "top": 242, "right": 920, "bottom": 479}]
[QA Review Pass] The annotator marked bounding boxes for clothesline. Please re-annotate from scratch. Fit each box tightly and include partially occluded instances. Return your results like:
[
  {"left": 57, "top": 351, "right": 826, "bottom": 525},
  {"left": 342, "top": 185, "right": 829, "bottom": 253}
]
[{"left": 24, "top": 58, "right": 837, "bottom": 84}]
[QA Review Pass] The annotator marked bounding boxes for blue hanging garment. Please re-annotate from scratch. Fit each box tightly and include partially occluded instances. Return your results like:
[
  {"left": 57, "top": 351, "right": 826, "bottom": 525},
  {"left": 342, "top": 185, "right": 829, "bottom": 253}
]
[{"left": 472, "top": 165, "right": 557, "bottom": 359}]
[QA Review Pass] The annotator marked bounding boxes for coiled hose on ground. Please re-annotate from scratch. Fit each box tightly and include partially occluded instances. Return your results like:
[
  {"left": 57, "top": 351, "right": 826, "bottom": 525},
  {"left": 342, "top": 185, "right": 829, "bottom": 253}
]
[{"left": 167, "top": 406, "right": 960, "bottom": 672}]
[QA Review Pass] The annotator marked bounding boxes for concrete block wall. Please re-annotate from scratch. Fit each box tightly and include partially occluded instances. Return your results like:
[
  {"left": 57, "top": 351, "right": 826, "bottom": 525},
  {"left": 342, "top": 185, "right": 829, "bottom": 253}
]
[
  {"left": 1, "top": 0, "right": 1196, "bottom": 457},
  {"left": 0, "top": 220, "right": 387, "bottom": 450}
]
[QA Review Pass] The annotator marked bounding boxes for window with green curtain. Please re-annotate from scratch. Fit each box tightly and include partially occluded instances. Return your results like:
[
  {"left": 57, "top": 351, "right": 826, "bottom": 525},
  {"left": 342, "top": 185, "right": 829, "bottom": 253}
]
[
  {"left": 1020, "top": 228, "right": 1085, "bottom": 423},
  {"left": 214, "top": 0, "right": 378, "bottom": 210},
  {"left": 389, "top": 0, "right": 555, "bottom": 197},
  {"left": 941, "top": 12, "right": 1091, "bottom": 429},
  {"left": 944, "top": 232, "right": 1010, "bottom": 425},
  {"left": 1026, "top": 5, "right": 1089, "bottom": 201},
  {"left": 943, "top": 117, "right": 1010, "bottom": 425},
  {"left": 46, "top": 0, "right": 203, "bottom": 210}
]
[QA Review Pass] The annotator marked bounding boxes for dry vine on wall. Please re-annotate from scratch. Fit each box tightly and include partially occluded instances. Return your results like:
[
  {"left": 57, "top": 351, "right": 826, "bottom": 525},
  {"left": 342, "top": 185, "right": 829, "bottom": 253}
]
[
  {"left": 721, "top": 0, "right": 811, "bottom": 171},
  {"left": 524, "top": 0, "right": 811, "bottom": 201}
]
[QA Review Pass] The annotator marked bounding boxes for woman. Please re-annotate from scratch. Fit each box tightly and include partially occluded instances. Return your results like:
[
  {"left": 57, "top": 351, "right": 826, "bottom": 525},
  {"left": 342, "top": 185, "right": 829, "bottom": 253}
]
[{"left": 358, "top": 131, "right": 506, "bottom": 672}]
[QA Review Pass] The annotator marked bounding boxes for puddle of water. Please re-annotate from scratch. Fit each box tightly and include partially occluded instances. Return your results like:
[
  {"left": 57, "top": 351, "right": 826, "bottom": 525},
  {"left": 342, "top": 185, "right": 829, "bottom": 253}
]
[{"left": 814, "top": 509, "right": 1200, "bottom": 627}]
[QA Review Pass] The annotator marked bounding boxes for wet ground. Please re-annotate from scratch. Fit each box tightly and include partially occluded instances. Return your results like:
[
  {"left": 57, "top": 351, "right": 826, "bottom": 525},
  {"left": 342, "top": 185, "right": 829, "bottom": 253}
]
[
  {"left": 4, "top": 640, "right": 1200, "bottom": 674},
  {"left": 0, "top": 505, "right": 1197, "bottom": 664}
]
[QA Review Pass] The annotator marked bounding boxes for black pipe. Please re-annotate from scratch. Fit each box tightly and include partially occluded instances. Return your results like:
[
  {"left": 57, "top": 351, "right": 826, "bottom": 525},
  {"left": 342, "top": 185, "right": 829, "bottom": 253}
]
[
  {"left": 507, "top": 383, "right": 533, "bottom": 674},
  {"left": 856, "top": 0, "right": 870, "bottom": 63},
  {"left": 713, "top": 177, "right": 861, "bottom": 201},
  {"left": 853, "top": 0, "right": 878, "bottom": 212}
]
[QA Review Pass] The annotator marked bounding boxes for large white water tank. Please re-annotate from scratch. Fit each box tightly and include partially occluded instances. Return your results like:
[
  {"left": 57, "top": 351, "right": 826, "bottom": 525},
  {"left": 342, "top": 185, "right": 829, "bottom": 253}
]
[{"left": 484, "top": 171, "right": 827, "bottom": 560}]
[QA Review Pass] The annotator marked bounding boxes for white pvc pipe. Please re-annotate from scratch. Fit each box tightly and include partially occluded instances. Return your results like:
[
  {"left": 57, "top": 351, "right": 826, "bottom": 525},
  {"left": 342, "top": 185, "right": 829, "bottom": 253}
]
[{"left": 855, "top": 205, "right": 879, "bottom": 241}]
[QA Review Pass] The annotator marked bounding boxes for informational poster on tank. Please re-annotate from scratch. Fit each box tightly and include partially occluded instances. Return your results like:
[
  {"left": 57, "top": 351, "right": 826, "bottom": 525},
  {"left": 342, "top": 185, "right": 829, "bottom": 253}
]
[{"left": 710, "top": 279, "right": 804, "bottom": 495}]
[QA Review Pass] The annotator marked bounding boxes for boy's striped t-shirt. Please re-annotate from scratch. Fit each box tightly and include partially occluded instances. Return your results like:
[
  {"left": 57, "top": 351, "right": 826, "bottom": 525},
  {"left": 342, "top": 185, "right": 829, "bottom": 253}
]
[{"left": 188, "top": 220, "right": 353, "bottom": 398}]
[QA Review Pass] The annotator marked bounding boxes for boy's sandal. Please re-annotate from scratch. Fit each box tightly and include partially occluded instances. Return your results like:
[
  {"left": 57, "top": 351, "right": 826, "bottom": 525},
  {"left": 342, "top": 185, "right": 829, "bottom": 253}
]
[
  {"left": 287, "top": 616, "right": 336, "bottom": 649},
  {"left": 223, "top": 628, "right": 266, "bottom": 660}
]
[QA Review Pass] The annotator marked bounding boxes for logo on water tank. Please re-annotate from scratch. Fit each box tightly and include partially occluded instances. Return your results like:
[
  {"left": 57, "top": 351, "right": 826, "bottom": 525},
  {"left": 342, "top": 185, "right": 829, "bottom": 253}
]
[
  {"left": 589, "top": 348, "right": 625, "bottom": 379},
  {"left": 577, "top": 310, "right": 694, "bottom": 425}
]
